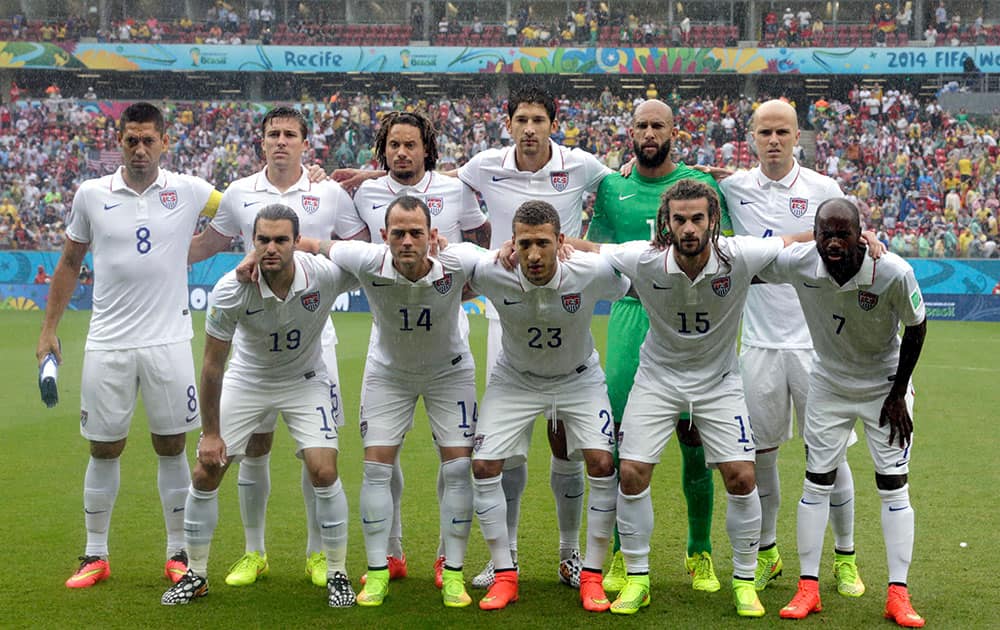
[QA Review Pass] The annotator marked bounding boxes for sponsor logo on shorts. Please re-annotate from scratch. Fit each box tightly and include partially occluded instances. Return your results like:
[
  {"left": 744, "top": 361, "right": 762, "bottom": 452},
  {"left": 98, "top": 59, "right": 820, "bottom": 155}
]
[
  {"left": 561, "top": 292, "right": 582, "bottom": 313},
  {"left": 185, "top": 414, "right": 198, "bottom": 423},
  {"left": 463, "top": 431, "right": 475, "bottom": 438},
  {"left": 159, "top": 190, "right": 178, "bottom": 209},
  {"left": 359, "top": 420, "right": 368, "bottom": 437},
  {"left": 301, "top": 291, "right": 321, "bottom": 312},
  {"left": 858, "top": 290, "right": 879, "bottom": 311},
  {"left": 80, "top": 409, "right": 88, "bottom": 427},
  {"left": 473, "top": 434, "right": 484, "bottom": 452},
  {"left": 550, "top": 170, "right": 569, "bottom": 192},
  {"left": 711, "top": 276, "right": 731, "bottom": 297},
  {"left": 302, "top": 195, "right": 320, "bottom": 214},
  {"left": 426, "top": 196, "right": 444, "bottom": 216},
  {"left": 433, "top": 272, "right": 453, "bottom": 295},
  {"left": 789, "top": 197, "right": 808, "bottom": 218}
]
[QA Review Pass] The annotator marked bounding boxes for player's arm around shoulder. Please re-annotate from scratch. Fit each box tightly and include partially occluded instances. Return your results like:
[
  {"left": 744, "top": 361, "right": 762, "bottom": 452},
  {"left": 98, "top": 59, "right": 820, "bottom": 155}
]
[{"left": 307, "top": 250, "right": 361, "bottom": 294}]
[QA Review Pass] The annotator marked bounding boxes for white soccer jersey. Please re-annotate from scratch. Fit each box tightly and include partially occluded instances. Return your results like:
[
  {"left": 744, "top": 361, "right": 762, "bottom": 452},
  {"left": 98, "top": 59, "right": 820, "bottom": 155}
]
[
  {"left": 206, "top": 251, "right": 358, "bottom": 388},
  {"left": 328, "top": 241, "right": 484, "bottom": 373},
  {"left": 340, "top": 171, "right": 486, "bottom": 243},
  {"left": 67, "top": 167, "right": 215, "bottom": 350},
  {"left": 470, "top": 251, "right": 629, "bottom": 378},
  {"left": 209, "top": 167, "right": 353, "bottom": 242},
  {"left": 759, "top": 245, "right": 925, "bottom": 393},
  {"left": 602, "top": 236, "right": 784, "bottom": 397},
  {"left": 458, "top": 140, "right": 610, "bottom": 244},
  {"left": 720, "top": 161, "right": 843, "bottom": 349}
]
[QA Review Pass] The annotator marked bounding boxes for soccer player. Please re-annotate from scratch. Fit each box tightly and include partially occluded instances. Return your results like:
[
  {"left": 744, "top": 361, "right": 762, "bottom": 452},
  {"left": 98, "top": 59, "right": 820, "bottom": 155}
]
[
  {"left": 575, "top": 179, "right": 810, "bottom": 617},
  {"left": 318, "top": 195, "right": 483, "bottom": 608},
  {"left": 161, "top": 205, "right": 358, "bottom": 607},
  {"left": 759, "top": 199, "right": 927, "bottom": 628},
  {"left": 335, "top": 110, "right": 490, "bottom": 587},
  {"left": 188, "top": 106, "right": 354, "bottom": 588},
  {"left": 586, "top": 99, "right": 730, "bottom": 594},
  {"left": 37, "top": 102, "right": 220, "bottom": 589},
  {"left": 469, "top": 201, "right": 628, "bottom": 611},
  {"left": 717, "top": 99, "right": 862, "bottom": 595}
]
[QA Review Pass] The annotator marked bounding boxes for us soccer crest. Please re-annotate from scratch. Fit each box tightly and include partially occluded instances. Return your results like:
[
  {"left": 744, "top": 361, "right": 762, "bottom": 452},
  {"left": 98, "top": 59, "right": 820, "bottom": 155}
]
[
  {"left": 426, "top": 196, "right": 444, "bottom": 216},
  {"left": 360, "top": 420, "right": 368, "bottom": 438},
  {"left": 562, "top": 292, "right": 582, "bottom": 313},
  {"left": 858, "top": 290, "right": 879, "bottom": 311},
  {"left": 301, "top": 291, "right": 321, "bottom": 312},
  {"left": 711, "top": 276, "right": 731, "bottom": 297},
  {"left": 789, "top": 197, "right": 808, "bottom": 218},
  {"left": 550, "top": 170, "right": 569, "bottom": 192},
  {"left": 433, "top": 272, "right": 453, "bottom": 295},
  {"left": 80, "top": 409, "right": 88, "bottom": 428},
  {"left": 301, "top": 195, "right": 320, "bottom": 214},
  {"left": 159, "top": 190, "right": 178, "bottom": 209},
  {"left": 473, "top": 434, "right": 484, "bottom": 452}
]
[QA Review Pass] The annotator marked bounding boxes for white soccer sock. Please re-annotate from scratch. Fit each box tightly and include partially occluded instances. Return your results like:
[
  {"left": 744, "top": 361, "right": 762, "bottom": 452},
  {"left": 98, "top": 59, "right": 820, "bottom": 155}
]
[
  {"left": 726, "top": 488, "right": 762, "bottom": 579},
  {"left": 473, "top": 474, "right": 513, "bottom": 569},
  {"left": 436, "top": 461, "right": 445, "bottom": 557},
  {"left": 617, "top": 486, "right": 653, "bottom": 574},
  {"left": 157, "top": 452, "right": 191, "bottom": 558},
  {"left": 501, "top": 462, "right": 527, "bottom": 554},
  {"left": 314, "top": 478, "right": 348, "bottom": 576},
  {"left": 387, "top": 452, "right": 404, "bottom": 559},
  {"left": 830, "top": 459, "right": 856, "bottom": 552},
  {"left": 301, "top": 463, "right": 322, "bottom": 556},
  {"left": 551, "top": 456, "right": 585, "bottom": 559},
  {"left": 879, "top": 484, "right": 914, "bottom": 584},
  {"left": 237, "top": 454, "right": 270, "bottom": 554},
  {"left": 83, "top": 456, "right": 120, "bottom": 558},
  {"left": 755, "top": 450, "right": 780, "bottom": 549},
  {"left": 796, "top": 479, "right": 833, "bottom": 578},
  {"left": 440, "top": 457, "right": 473, "bottom": 569},
  {"left": 185, "top": 485, "right": 219, "bottom": 577},
  {"left": 583, "top": 473, "right": 617, "bottom": 570},
  {"left": 360, "top": 461, "right": 394, "bottom": 568}
]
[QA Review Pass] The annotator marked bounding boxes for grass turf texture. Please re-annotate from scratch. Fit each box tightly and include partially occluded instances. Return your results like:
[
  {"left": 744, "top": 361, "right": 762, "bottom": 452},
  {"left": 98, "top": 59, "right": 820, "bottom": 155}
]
[{"left": 1, "top": 311, "right": 995, "bottom": 629}]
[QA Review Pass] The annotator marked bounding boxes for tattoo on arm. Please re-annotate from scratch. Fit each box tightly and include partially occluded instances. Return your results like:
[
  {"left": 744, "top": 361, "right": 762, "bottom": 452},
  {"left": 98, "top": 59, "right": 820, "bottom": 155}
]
[{"left": 462, "top": 221, "right": 492, "bottom": 249}]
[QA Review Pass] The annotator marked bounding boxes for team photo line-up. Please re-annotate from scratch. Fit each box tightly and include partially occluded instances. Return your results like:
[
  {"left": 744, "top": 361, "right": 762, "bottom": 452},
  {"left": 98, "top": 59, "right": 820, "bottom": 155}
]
[{"left": 35, "top": 89, "right": 927, "bottom": 627}]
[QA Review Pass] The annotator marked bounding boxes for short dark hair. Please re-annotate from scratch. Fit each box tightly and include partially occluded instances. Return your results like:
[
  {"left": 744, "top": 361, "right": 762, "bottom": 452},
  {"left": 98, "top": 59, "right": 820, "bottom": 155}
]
[
  {"left": 507, "top": 86, "right": 557, "bottom": 123},
  {"left": 374, "top": 111, "right": 438, "bottom": 173},
  {"left": 385, "top": 194, "right": 431, "bottom": 229},
  {"left": 253, "top": 203, "right": 300, "bottom": 240},
  {"left": 261, "top": 106, "right": 309, "bottom": 139},
  {"left": 655, "top": 179, "right": 729, "bottom": 263},
  {"left": 119, "top": 102, "right": 165, "bottom": 134},
  {"left": 512, "top": 200, "right": 560, "bottom": 234},
  {"left": 815, "top": 197, "right": 861, "bottom": 232}
]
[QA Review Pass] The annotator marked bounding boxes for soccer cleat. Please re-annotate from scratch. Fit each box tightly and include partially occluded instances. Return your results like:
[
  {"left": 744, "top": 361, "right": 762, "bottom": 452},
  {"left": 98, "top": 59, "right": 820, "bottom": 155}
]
[
  {"left": 306, "top": 552, "right": 327, "bottom": 587},
  {"left": 433, "top": 555, "right": 446, "bottom": 590},
  {"left": 685, "top": 551, "right": 721, "bottom": 592},
  {"left": 327, "top": 572, "right": 356, "bottom": 608},
  {"left": 164, "top": 550, "right": 188, "bottom": 584},
  {"left": 610, "top": 575, "right": 650, "bottom": 615},
  {"left": 833, "top": 552, "right": 865, "bottom": 597},
  {"left": 224, "top": 551, "right": 269, "bottom": 586},
  {"left": 65, "top": 555, "right": 110, "bottom": 589},
  {"left": 603, "top": 550, "right": 627, "bottom": 594},
  {"left": 754, "top": 545, "right": 783, "bottom": 591},
  {"left": 161, "top": 570, "right": 208, "bottom": 605},
  {"left": 780, "top": 578, "right": 822, "bottom": 619},
  {"left": 884, "top": 584, "right": 925, "bottom": 628},
  {"left": 733, "top": 578, "right": 766, "bottom": 617},
  {"left": 559, "top": 549, "right": 582, "bottom": 588},
  {"left": 471, "top": 559, "right": 494, "bottom": 589},
  {"left": 441, "top": 568, "right": 472, "bottom": 608},
  {"left": 479, "top": 570, "right": 518, "bottom": 610},
  {"left": 360, "top": 553, "right": 407, "bottom": 585},
  {"left": 356, "top": 568, "right": 389, "bottom": 607},
  {"left": 580, "top": 569, "right": 611, "bottom": 612}
]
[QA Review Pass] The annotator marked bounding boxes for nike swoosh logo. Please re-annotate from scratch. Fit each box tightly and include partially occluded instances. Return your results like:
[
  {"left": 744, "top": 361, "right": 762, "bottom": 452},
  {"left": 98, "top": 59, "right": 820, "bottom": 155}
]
[
  {"left": 372, "top": 280, "right": 394, "bottom": 287},
  {"left": 652, "top": 283, "right": 672, "bottom": 290},
  {"left": 491, "top": 175, "right": 511, "bottom": 182},
  {"left": 172, "top": 506, "right": 185, "bottom": 513},
  {"left": 372, "top": 203, "right": 387, "bottom": 210},
  {"left": 743, "top": 445, "right": 755, "bottom": 452},
  {"left": 618, "top": 193, "right": 637, "bottom": 201},
  {"left": 325, "top": 432, "right": 337, "bottom": 440},
  {"left": 830, "top": 499, "right": 853, "bottom": 507},
  {"left": 803, "top": 282, "right": 821, "bottom": 288},
  {"left": 361, "top": 517, "right": 387, "bottom": 525},
  {"left": 451, "top": 518, "right": 473, "bottom": 524},
  {"left": 185, "top": 414, "right": 198, "bottom": 423},
  {"left": 894, "top": 460, "right": 909, "bottom": 467},
  {"left": 463, "top": 431, "right": 475, "bottom": 438},
  {"left": 321, "top": 521, "right": 345, "bottom": 529},
  {"left": 740, "top": 200, "right": 755, "bottom": 205},
  {"left": 590, "top": 506, "right": 615, "bottom": 513},
  {"left": 564, "top": 491, "right": 584, "bottom": 499},
  {"left": 800, "top": 499, "right": 823, "bottom": 505},
  {"left": 84, "top": 509, "right": 108, "bottom": 515},
  {"left": 475, "top": 505, "right": 497, "bottom": 516},
  {"left": 503, "top": 298, "right": 521, "bottom": 305},
  {"left": 237, "top": 481, "right": 254, "bottom": 486},
  {"left": 103, "top": 203, "right": 121, "bottom": 211},
  {"left": 243, "top": 201, "right": 262, "bottom": 208},
  {"left": 888, "top": 505, "right": 909, "bottom": 512},
  {"left": 245, "top": 307, "right": 264, "bottom": 315}
]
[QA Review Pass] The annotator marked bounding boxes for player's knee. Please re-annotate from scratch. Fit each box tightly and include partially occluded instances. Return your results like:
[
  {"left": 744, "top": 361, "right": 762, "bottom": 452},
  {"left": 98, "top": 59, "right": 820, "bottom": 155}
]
[
  {"left": 245, "top": 432, "right": 275, "bottom": 457},
  {"left": 90, "top": 438, "right": 126, "bottom": 459},
  {"left": 618, "top": 460, "right": 651, "bottom": 495},
  {"left": 721, "top": 463, "right": 756, "bottom": 495},
  {"left": 473, "top": 459, "right": 503, "bottom": 480},
  {"left": 584, "top": 451, "right": 615, "bottom": 478},
  {"left": 308, "top": 461, "right": 338, "bottom": 487},
  {"left": 875, "top": 472, "right": 907, "bottom": 490},
  {"left": 191, "top": 462, "right": 222, "bottom": 491},
  {"left": 806, "top": 470, "right": 838, "bottom": 486},
  {"left": 151, "top": 432, "right": 186, "bottom": 456},
  {"left": 675, "top": 421, "right": 703, "bottom": 446}
]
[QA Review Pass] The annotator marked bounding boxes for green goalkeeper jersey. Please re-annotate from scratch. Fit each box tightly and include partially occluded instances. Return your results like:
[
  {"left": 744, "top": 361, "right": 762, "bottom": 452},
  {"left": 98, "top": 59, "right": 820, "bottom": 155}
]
[{"left": 586, "top": 165, "right": 732, "bottom": 244}]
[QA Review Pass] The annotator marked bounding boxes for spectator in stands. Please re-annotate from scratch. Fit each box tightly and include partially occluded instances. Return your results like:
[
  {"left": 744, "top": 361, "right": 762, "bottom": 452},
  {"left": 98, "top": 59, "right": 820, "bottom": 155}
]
[
  {"left": 935, "top": 0, "right": 948, "bottom": 33},
  {"left": 34, "top": 264, "right": 50, "bottom": 284}
]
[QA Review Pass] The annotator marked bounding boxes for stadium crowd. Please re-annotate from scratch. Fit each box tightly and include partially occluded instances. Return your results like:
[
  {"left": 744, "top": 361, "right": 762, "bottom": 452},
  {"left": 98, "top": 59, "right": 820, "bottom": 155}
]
[{"left": 1, "top": 87, "right": 997, "bottom": 257}]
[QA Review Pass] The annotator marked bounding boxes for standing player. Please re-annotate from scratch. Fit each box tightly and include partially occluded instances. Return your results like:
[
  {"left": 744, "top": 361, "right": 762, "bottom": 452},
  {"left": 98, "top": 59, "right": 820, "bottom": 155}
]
[
  {"left": 759, "top": 199, "right": 927, "bottom": 628},
  {"left": 586, "top": 99, "right": 730, "bottom": 594},
  {"left": 161, "top": 205, "right": 358, "bottom": 608},
  {"left": 320, "top": 195, "right": 483, "bottom": 608},
  {"left": 334, "top": 111, "right": 490, "bottom": 587},
  {"left": 36, "top": 102, "right": 220, "bottom": 588},
  {"left": 469, "top": 201, "right": 628, "bottom": 611},
  {"left": 717, "top": 99, "right": 863, "bottom": 595},
  {"left": 188, "top": 106, "right": 355, "bottom": 588}
]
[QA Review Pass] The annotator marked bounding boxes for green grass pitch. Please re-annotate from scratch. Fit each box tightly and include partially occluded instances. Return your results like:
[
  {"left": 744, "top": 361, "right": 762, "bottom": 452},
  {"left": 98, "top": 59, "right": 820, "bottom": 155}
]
[{"left": 1, "top": 311, "right": 995, "bottom": 628}]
